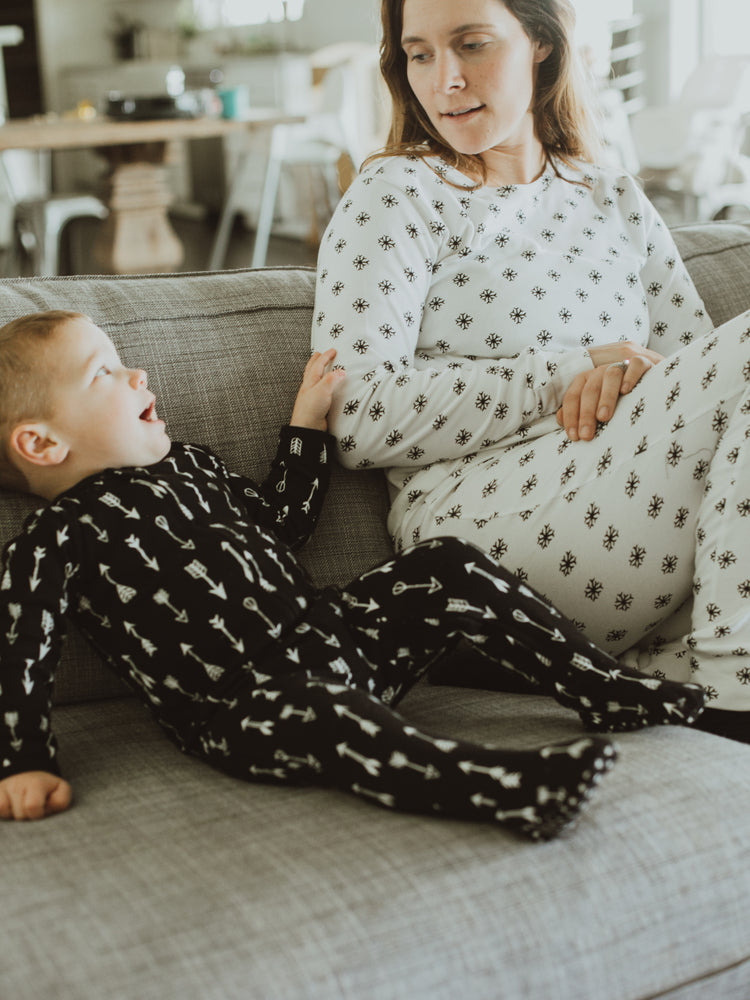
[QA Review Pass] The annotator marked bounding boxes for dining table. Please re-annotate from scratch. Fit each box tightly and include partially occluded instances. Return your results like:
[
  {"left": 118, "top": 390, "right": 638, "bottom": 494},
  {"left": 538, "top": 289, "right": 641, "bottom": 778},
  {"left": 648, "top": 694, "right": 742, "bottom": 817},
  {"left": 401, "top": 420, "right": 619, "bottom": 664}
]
[{"left": 0, "top": 110, "right": 301, "bottom": 274}]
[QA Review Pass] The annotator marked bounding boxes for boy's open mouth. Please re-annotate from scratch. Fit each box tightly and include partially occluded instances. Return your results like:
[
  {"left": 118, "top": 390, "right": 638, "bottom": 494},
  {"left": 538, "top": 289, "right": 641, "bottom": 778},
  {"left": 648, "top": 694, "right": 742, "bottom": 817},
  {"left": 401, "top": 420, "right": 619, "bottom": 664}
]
[{"left": 139, "top": 400, "right": 158, "bottom": 422}]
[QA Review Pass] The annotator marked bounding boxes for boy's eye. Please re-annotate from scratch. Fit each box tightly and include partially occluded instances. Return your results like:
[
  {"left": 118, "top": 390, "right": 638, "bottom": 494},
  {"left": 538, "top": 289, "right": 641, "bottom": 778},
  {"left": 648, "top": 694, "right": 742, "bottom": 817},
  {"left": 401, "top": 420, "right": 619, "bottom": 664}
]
[{"left": 94, "top": 365, "right": 110, "bottom": 377}]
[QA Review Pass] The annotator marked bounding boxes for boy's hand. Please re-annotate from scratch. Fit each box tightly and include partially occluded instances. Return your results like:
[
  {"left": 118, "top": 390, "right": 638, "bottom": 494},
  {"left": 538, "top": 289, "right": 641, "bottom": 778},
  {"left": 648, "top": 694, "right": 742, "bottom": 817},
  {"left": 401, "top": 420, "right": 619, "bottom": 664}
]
[
  {"left": 0, "top": 771, "right": 72, "bottom": 821},
  {"left": 290, "top": 349, "right": 345, "bottom": 431}
]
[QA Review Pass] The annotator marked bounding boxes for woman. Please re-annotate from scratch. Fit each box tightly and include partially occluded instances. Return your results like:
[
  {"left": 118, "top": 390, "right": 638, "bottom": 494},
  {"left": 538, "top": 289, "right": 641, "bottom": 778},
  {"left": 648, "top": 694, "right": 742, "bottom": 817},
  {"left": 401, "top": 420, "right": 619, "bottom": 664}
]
[{"left": 310, "top": 0, "right": 750, "bottom": 740}]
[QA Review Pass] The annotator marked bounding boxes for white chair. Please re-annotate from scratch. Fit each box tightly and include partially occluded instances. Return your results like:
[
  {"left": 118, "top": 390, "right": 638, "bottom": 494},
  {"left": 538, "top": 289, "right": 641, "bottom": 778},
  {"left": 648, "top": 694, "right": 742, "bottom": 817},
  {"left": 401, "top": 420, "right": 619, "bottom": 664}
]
[
  {"left": 1, "top": 149, "right": 107, "bottom": 276},
  {"left": 208, "top": 43, "right": 384, "bottom": 271},
  {"left": 630, "top": 56, "right": 750, "bottom": 222}
]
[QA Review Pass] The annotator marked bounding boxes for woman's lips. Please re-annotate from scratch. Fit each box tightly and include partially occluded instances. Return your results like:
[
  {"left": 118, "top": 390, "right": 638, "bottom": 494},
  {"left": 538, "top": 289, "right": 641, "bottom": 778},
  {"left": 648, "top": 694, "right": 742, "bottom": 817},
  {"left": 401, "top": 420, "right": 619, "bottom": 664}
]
[{"left": 442, "top": 105, "right": 484, "bottom": 120}]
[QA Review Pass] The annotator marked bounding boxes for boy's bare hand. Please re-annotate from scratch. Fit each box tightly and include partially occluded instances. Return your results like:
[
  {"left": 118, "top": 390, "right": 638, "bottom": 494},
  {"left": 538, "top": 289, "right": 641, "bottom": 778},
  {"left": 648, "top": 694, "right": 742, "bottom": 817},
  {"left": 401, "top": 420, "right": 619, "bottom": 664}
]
[
  {"left": 290, "top": 349, "right": 345, "bottom": 431},
  {"left": 0, "top": 771, "right": 72, "bottom": 820}
]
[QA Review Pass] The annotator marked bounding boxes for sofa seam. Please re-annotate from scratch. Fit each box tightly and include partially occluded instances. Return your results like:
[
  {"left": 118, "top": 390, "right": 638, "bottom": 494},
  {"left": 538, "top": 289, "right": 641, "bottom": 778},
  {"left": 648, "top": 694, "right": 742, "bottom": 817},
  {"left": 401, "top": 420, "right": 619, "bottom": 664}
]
[{"left": 636, "top": 952, "right": 750, "bottom": 1000}]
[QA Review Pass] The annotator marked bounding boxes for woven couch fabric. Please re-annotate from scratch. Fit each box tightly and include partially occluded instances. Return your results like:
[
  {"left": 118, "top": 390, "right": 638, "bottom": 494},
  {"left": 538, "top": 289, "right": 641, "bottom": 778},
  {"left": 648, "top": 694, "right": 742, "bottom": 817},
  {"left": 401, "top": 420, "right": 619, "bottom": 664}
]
[{"left": 2, "top": 224, "right": 750, "bottom": 1000}]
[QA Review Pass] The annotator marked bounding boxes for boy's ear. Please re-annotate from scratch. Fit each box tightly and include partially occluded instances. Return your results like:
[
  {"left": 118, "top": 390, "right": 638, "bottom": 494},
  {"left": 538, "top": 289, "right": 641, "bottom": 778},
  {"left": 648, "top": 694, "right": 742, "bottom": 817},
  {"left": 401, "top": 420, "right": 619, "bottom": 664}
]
[{"left": 9, "top": 424, "right": 69, "bottom": 468}]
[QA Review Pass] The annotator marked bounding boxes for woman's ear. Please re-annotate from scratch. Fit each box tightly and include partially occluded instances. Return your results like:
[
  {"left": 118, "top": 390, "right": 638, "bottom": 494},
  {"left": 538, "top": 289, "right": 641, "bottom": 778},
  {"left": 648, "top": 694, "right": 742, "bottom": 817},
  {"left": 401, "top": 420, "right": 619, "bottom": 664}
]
[
  {"left": 9, "top": 424, "right": 70, "bottom": 467},
  {"left": 535, "top": 41, "right": 553, "bottom": 64}
]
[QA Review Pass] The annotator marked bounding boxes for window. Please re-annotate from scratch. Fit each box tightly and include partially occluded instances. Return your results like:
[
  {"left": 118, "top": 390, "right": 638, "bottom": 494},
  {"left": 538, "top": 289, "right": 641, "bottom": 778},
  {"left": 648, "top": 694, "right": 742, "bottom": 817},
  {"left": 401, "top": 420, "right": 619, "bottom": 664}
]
[{"left": 192, "top": 0, "right": 305, "bottom": 29}]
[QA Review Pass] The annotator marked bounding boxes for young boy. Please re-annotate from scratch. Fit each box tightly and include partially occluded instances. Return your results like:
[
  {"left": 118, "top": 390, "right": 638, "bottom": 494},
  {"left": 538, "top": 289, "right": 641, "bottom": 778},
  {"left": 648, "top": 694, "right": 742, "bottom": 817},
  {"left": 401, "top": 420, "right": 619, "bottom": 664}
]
[{"left": 0, "top": 312, "right": 706, "bottom": 840}]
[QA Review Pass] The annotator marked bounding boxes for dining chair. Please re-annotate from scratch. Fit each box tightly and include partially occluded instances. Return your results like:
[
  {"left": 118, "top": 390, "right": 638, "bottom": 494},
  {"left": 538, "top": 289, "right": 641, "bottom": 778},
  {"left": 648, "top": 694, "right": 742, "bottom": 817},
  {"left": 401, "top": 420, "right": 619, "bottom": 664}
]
[{"left": 0, "top": 149, "right": 107, "bottom": 276}]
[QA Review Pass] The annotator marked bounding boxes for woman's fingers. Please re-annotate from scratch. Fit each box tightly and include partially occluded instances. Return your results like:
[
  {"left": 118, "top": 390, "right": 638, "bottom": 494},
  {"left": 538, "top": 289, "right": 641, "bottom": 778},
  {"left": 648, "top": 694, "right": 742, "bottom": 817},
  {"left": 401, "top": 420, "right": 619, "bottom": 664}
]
[{"left": 558, "top": 356, "right": 653, "bottom": 441}]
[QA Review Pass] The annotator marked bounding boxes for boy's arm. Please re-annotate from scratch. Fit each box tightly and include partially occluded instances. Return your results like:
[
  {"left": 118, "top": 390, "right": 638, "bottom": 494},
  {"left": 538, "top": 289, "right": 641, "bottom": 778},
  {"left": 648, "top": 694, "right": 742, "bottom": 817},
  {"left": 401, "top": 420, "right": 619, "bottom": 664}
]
[
  {"left": 0, "top": 511, "right": 72, "bottom": 783},
  {"left": 226, "top": 350, "right": 345, "bottom": 549}
]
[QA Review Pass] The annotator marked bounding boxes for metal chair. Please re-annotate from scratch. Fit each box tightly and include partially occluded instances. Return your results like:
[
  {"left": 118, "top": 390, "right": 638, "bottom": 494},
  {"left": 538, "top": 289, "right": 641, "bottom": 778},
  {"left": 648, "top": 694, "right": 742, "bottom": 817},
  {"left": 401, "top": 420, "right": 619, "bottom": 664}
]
[{"left": 1, "top": 149, "right": 107, "bottom": 276}]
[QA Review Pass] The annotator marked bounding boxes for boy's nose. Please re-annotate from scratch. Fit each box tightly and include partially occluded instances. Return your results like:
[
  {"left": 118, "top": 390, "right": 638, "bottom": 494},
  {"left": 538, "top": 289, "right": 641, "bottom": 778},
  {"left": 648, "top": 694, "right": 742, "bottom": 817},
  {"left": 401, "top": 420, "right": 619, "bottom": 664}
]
[{"left": 130, "top": 368, "right": 147, "bottom": 388}]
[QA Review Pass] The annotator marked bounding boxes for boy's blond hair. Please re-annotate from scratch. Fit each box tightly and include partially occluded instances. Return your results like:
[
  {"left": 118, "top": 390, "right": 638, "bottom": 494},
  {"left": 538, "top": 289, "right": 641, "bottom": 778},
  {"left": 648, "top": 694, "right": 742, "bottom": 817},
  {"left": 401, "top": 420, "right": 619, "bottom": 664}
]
[{"left": 0, "top": 310, "right": 86, "bottom": 492}]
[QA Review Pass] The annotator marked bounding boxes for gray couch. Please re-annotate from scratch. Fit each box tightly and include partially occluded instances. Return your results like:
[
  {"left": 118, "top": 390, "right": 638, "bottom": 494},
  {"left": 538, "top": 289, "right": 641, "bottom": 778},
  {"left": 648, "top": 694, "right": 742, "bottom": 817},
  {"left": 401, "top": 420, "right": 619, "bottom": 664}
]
[{"left": 2, "top": 222, "right": 750, "bottom": 1000}]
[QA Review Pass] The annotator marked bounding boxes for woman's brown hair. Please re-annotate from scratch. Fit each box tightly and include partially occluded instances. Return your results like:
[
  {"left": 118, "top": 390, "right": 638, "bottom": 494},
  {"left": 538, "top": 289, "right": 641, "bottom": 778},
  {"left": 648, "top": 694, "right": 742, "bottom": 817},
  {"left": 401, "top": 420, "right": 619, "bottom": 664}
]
[{"left": 375, "top": 0, "right": 602, "bottom": 181}]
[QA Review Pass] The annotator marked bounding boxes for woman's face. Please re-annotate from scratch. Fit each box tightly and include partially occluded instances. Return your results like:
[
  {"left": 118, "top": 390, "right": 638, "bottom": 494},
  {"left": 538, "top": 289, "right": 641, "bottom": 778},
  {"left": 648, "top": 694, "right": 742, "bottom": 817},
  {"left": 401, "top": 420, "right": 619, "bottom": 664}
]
[{"left": 401, "top": 0, "right": 551, "bottom": 163}]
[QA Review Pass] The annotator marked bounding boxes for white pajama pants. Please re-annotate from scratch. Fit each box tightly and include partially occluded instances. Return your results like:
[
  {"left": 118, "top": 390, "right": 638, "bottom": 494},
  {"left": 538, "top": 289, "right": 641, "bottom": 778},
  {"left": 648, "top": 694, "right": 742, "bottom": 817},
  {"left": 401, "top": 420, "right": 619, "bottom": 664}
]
[{"left": 393, "top": 310, "right": 750, "bottom": 710}]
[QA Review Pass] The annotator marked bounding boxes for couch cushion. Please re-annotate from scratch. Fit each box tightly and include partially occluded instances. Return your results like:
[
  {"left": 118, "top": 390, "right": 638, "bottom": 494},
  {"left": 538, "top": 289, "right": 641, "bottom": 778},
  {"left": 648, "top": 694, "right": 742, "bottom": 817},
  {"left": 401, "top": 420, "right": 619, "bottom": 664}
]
[
  {"left": 673, "top": 221, "right": 750, "bottom": 327},
  {"left": 3, "top": 687, "right": 749, "bottom": 1000},
  {"left": 0, "top": 269, "right": 392, "bottom": 703}
]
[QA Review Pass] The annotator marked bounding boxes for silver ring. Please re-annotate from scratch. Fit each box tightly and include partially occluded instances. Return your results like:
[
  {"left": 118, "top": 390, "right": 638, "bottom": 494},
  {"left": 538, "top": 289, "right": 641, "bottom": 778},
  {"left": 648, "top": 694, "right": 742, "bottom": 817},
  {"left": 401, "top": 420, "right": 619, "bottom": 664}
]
[{"left": 608, "top": 360, "right": 629, "bottom": 372}]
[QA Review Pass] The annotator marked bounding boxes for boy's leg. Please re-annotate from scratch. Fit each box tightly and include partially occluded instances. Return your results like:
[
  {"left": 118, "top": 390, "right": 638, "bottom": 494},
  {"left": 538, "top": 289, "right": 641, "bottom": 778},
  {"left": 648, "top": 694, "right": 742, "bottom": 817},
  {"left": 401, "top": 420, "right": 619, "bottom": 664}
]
[
  {"left": 194, "top": 667, "right": 616, "bottom": 841},
  {"left": 337, "top": 536, "right": 706, "bottom": 732}
]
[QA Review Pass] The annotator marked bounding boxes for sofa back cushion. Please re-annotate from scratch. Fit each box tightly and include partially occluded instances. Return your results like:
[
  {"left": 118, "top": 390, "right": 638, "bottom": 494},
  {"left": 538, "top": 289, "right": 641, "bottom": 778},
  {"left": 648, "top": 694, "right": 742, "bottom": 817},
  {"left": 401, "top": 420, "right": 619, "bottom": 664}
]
[
  {"left": 0, "top": 267, "right": 392, "bottom": 703},
  {"left": 673, "top": 221, "right": 750, "bottom": 327}
]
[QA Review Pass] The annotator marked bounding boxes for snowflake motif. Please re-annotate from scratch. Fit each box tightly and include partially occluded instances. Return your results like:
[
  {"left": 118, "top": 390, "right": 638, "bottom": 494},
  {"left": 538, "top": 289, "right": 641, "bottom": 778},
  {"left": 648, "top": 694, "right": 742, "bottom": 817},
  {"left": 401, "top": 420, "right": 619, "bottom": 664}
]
[
  {"left": 602, "top": 525, "right": 619, "bottom": 550},
  {"left": 629, "top": 545, "right": 646, "bottom": 568},
  {"left": 589, "top": 269, "right": 603, "bottom": 284},
  {"left": 368, "top": 402, "right": 385, "bottom": 422},
  {"left": 559, "top": 551, "right": 577, "bottom": 576},
  {"left": 537, "top": 330, "right": 552, "bottom": 347},
  {"left": 435, "top": 339, "right": 451, "bottom": 354},
  {"left": 334, "top": 239, "right": 347, "bottom": 253},
  {"left": 537, "top": 524, "right": 555, "bottom": 548},
  {"left": 355, "top": 212, "right": 371, "bottom": 226},
  {"left": 499, "top": 367, "right": 514, "bottom": 382},
  {"left": 433, "top": 414, "right": 448, "bottom": 431},
  {"left": 712, "top": 408, "right": 728, "bottom": 434},
  {"left": 718, "top": 550, "right": 737, "bottom": 569},
  {"left": 378, "top": 324, "right": 396, "bottom": 340},
  {"left": 485, "top": 333, "right": 502, "bottom": 349},
  {"left": 352, "top": 296, "right": 370, "bottom": 315},
  {"left": 343, "top": 399, "right": 360, "bottom": 416},
  {"left": 510, "top": 307, "right": 526, "bottom": 324},
  {"left": 453, "top": 378, "right": 466, "bottom": 395},
  {"left": 385, "top": 430, "right": 403, "bottom": 448},
  {"left": 378, "top": 280, "right": 395, "bottom": 296},
  {"left": 584, "top": 579, "right": 604, "bottom": 601},
  {"left": 583, "top": 502, "right": 601, "bottom": 528},
  {"left": 353, "top": 255, "right": 369, "bottom": 271},
  {"left": 666, "top": 442, "right": 683, "bottom": 467},
  {"left": 596, "top": 448, "right": 613, "bottom": 476},
  {"left": 548, "top": 269, "right": 561, "bottom": 282},
  {"left": 661, "top": 554, "right": 678, "bottom": 574},
  {"left": 647, "top": 495, "right": 664, "bottom": 518},
  {"left": 494, "top": 402, "right": 509, "bottom": 421},
  {"left": 693, "top": 459, "right": 709, "bottom": 480},
  {"left": 521, "top": 475, "right": 538, "bottom": 496},
  {"left": 479, "top": 288, "right": 497, "bottom": 303},
  {"left": 559, "top": 308, "right": 572, "bottom": 324},
  {"left": 576, "top": 289, "right": 589, "bottom": 302},
  {"left": 494, "top": 232, "right": 511, "bottom": 248},
  {"left": 502, "top": 268, "right": 518, "bottom": 281},
  {"left": 455, "top": 429, "right": 472, "bottom": 447},
  {"left": 455, "top": 313, "right": 473, "bottom": 330},
  {"left": 482, "top": 479, "right": 498, "bottom": 498},
  {"left": 606, "top": 629, "right": 628, "bottom": 643},
  {"left": 634, "top": 437, "right": 648, "bottom": 456},
  {"left": 599, "top": 312, "right": 612, "bottom": 326},
  {"left": 646, "top": 281, "right": 662, "bottom": 297},
  {"left": 453, "top": 272, "right": 470, "bottom": 287},
  {"left": 614, "top": 593, "right": 634, "bottom": 611},
  {"left": 701, "top": 364, "right": 718, "bottom": 389},
  {"left": 674, "top": 506, "right": 689, "bottom": 528},
  {"left": 339, "top": 435, "right": 356, "bottom": 453},
  {"left": 377, "top": 235, "right": 396, "bottom": 250},
  {"left": 490, "top": 539, "right": 509, "bottom": 560},
  {"left": 737, "top": 667, "right": 750, "bottom": 685},
  {"left": 561, "top": 461, "right": 576, "bottom": 485},
  {"left": 671, "top": 293, "right": 685, "bottom": 307},
  {"left": 404, "top": 268, "right": 417, "bottom": 283},
  {"left": 665, "top": 385, "right": 681, "bottom": 410},
  {"left": 475, "top": 392, "right": 491, "bottom": 411},
  {"left": 541, "top": 229, "right": 555, "bottom": 242},
  {"left": 654, "top": 594, "right": 673, "bottom": 609}
]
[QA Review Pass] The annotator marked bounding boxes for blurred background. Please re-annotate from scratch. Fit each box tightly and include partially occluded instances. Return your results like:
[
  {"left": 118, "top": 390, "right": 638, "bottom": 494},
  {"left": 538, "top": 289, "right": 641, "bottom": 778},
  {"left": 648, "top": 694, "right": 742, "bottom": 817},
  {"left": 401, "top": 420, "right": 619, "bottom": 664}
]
[{"left": 1, "top": 0, "right": 749, "bottom": 277}]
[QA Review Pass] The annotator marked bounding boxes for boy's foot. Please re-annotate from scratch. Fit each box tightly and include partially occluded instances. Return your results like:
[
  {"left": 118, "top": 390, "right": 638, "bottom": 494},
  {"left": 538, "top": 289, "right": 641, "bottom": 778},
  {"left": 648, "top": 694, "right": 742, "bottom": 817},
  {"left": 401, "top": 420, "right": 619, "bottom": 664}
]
[
  {"left": 489, "top": 735, "right": 617, "bottom": 841},
  {"left": 553, "top": 656, "right": 707, "bottom": 732}
]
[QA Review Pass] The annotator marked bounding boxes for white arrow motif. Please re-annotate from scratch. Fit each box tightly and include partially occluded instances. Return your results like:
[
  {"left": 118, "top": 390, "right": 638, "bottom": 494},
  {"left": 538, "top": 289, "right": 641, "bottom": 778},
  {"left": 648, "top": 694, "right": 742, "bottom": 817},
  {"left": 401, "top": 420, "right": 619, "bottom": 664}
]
[
  {"left": 333, "top": 704, "right": 381, "bottom": 736},
  {"left": 280, "top": 703, "right": 317, "bottom": 722},
  {"left": 341, "top": 592, "right": 380, "bottom": 613},
  {"left": 389, "top": 751, "right": 440, "bottom": 779},
  {"left": 100, "top": 492, "right": 140, "bottom": 518},
  {"left": 274, "top": 749, "right": 321, "bottom": 771},
  {"left": 56, "top": 525, "right": 69, "bottom": 547},
  {"left": 359, "top": 560, "right": 396, "bottom": 579},
  {"left": 164, "top": 675, "right": 202, "bottom": 702},
  {"left": 301, "top": 477, "right": 320, "bottom": 514},
  {"left": 4, "top": 711, "right": 22, "bottom": 751},
  {"left": 494, "top": 806, "right": 538, "bottom": 824},
  {"left": 336, "top": 742, "right": 381, "bottom": 777},
  {"left": 209, "top": 614, "right": 245, "bottom": 653},
  {"left": 470, "top": 793, "right": 498, "bottom": 808},
  {"left": 79, "top": 514, "right": 108, "bottom": 542},
  {"left": 200, "top": 734, "right": 229, "bottom": 756},
  {"left": 78, "top": 596, "right": 111, "bottom": 628},
  {"left": 124, "top": 621, "right": 157, "bottom": 656},
  {"left": 242, "top": 596, "right": 282, "bottom": 637},
  {"left": 446, "top": 597, "right": 497, "bottom": 619},
  {"left": 352, "top": 784, "right": 396, "bottom": 808},
  {"left": 251, "top": 688, "right": 283, "bottom": 701},
  {"left": 296, "top": 621, "right": 341, "bottom": 647},
  {"left": 125, "top": 534, "right": 159, "bottom": 571},
  {"left": 392, "top": 576, "right": 442, "bottom": 596},
  {"left": 240, "top": 717, "right": 275, "bottom": 736},
  {"left": 6, "top": 603, "right": 21, "bottom": 644},
  {"left": 458, "top": 760, "right": 521, "bottom": 788},
  {"left": 29, "top": 546, "right": 45, "bottom": 592},
  {"left": 122, "top": 655, "right": 162, "bottom": 705},
  {"left": 403, "top": 726, "right": 458, "bottom": 752},
  {"left": 159, "top": 483, "right": 195, "bottom": 520},
  {"left": 185, "top": 560, "right": 227, "bottom": 599},
  {"left": 264, "top": 548, "right": 296, "bottom": 585},
  {"left": 152, "top": 589, "right": 189, "bottom": 623},
  {"left": 154, "top": 515, "right": 195, "bottom": 550},
  {"left": 249, "top": 765, "right": 287, "bottom": 779},
  {"left": 512, "top": 608, "right": 565, "bottom": 642},
  {"left": 220, "top": 541, "right": 276, "bottom": 592},
  {"left": 22, "top": 658, "right": 34, "bottom": 695},
  {"left": 183, "top": 479, "right": 211, "bottom": 512},
  {"left": 465, "top": 560, "right": 511, "bottom": 592},
  {"left": 540, "top": 738, "right": 602, "bottom": 760},
  {"left": 99, "top": 565, "right": 137, "bottom": 603},
  {"left": 180, "top": 643, "right": 225, "bottom": 681}
]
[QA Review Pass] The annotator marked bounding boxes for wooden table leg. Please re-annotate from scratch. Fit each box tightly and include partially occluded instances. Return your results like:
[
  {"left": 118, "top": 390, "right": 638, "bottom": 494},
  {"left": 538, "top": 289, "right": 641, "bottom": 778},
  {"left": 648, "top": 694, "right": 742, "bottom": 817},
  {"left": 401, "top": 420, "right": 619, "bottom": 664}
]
[{"left": 93, "top": 141, "right": 184, "bottom": 274}]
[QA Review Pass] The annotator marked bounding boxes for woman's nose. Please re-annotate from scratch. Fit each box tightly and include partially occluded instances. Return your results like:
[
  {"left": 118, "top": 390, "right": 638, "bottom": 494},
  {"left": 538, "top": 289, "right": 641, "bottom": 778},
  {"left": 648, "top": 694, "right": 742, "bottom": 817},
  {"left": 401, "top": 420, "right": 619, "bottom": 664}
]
[{"left": 434, "top": 51, "right": 465, "bottom": 94}]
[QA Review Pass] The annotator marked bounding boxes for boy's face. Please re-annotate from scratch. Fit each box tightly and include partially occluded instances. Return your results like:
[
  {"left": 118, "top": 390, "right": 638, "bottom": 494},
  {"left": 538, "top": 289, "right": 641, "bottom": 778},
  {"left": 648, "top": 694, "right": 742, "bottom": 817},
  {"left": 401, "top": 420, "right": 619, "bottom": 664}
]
[{"left": 44, "top": 317, "right": 171, "bottom": 473}]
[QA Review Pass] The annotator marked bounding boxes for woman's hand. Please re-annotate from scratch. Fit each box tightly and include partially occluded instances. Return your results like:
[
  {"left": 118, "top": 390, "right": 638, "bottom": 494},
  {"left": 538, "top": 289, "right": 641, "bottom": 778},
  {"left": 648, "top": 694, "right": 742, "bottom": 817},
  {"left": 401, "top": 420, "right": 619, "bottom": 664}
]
[
  {"left": 0, "top": 771, "right": 72, "bottom": 820},
  {"left": 557, "top": 341, "right": 665, "bottom": 441},
  {"left": 290, "top": 349, "right": 345, "bottom": 432}
]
